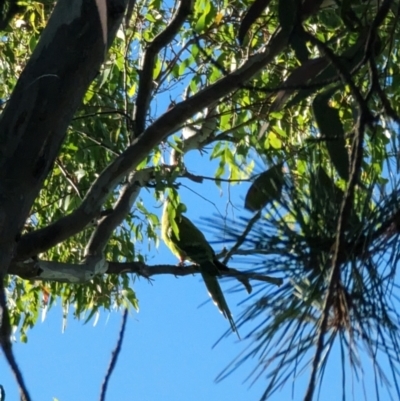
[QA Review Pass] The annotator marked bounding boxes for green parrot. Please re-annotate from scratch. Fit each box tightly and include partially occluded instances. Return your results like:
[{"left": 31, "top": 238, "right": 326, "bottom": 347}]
[{"left": 162, "top": 198, "right": 238, "bottom": 335}]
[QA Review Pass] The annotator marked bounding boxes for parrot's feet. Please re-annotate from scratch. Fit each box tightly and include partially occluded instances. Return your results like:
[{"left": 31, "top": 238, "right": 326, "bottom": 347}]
[{"left": 173, "top": 262, "right": 187, "bottom": 277}]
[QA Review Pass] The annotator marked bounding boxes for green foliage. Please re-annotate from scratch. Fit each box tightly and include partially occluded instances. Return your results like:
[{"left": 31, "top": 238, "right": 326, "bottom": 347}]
[
  {"left": 244, "top": 163, "right": 284, "bottom": 211},
  {"left": 313, "top": 87, "right": 350, "bottom": 180}
]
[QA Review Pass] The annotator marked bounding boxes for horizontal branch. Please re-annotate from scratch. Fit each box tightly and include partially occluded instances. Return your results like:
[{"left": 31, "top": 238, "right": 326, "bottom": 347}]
[{"left": 8, "top": 259, "right": 283, "bottom": 289}]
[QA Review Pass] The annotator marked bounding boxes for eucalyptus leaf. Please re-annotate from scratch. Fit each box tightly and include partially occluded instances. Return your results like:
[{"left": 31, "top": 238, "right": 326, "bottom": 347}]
[
  {"left": 245, "top": 163, "right": 284, "bottom": 211},
  {"left": 313, "top": 89, "right": 350, "bottom": 180}
]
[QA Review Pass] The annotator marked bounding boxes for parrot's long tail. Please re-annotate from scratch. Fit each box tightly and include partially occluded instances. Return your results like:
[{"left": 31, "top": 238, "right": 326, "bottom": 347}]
[
  {"left": 213, "top": 258, "right": 229, "bottom": 272},
  {"left": 200, "top": 263, "right": 239, "bottom": 337}
]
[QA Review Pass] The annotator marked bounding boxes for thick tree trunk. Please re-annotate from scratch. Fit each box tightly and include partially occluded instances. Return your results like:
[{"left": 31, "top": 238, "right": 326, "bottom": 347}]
[{"left": 0, "top": 0, "right": 127, "bottom": 275}]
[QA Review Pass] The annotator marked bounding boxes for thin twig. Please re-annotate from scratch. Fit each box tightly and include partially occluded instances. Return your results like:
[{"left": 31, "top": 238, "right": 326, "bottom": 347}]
[
  {"left": 0, "top": 277, "right": 32, "bottom": 401},
  {"left": 55, "top": 159, "right": 82, "bottom": 199},
  {"left": 74, "top": 129, "right": 121, "bottom": 156},
  {"left": 99, "top": 309, "right": 128, "bottom": 401},
  {"left": 222, "top": 210, "right": 262, "bottom": 265}
]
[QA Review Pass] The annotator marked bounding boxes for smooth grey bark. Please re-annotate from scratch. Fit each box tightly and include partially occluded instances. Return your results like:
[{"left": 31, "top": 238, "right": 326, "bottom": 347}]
[
  {"left": 8, "top": 258, "right": 282, "bottom": 288},
  {"left": 0, "top": 0, "right": 127, "bottom": 274}
]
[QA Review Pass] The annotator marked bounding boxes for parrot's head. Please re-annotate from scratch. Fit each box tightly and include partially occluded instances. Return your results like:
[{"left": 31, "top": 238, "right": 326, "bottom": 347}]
[
  {"left": 164, "top": 195, "right": 187, "bottom": 216},
  {"left": 177, "top": 203, "right": 187, "bottom": 214}
]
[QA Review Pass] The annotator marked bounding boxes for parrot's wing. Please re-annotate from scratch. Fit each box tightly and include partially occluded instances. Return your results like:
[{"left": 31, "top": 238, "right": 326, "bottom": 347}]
[
  {"left": 176, "top": 217, "right": 238, "bottom": 334},
  {"left": 173, "top": 214, "right": 216, "bottom": 265}
]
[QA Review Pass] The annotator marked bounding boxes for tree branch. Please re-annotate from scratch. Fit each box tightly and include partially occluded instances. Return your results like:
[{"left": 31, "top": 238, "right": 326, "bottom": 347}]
[
  {"left": 15, "top": 27, "right": 289, "bottom": 260},
  {"left": 9, "top": 258, "right": 283, "bottom": 287},
  {"left": 99, "top": 309, "right": 128, "bottom": 401},
  {"left": 133, "top": 0, "right": 194, "bottom": 137},
  {"left": 84, "top": 169, "right": 154, "bottom": 260}
]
